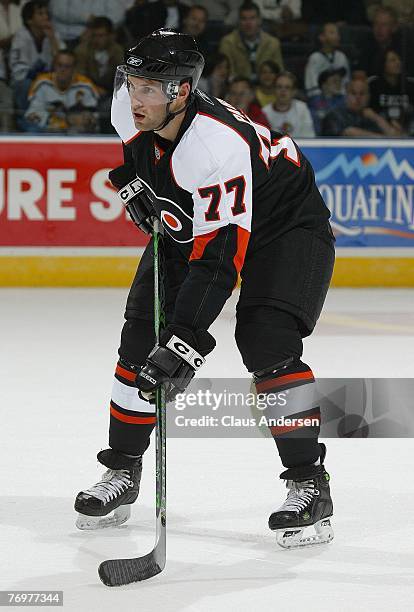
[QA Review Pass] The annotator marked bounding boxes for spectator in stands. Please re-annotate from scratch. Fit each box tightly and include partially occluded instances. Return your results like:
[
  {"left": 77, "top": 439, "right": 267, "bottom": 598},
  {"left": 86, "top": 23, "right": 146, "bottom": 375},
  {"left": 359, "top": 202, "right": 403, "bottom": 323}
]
[
  {"left": 90, "top": 0, "right": 128, "bottom": 30},
  {"left": 368, "top": 49, "right": 414, "bottom": 131},
  {"left": 255, "top": 0, "right": 301, "bottom": 23},
  {"left": 308, "top": 67, "right": 345, "bottom": 135},
  {"left": 24, "top": 50, "right": 98, "bottom": 132},
  {"left": 255, "top": 59, "right": 280, "bottom": 107},
  {"left": 0, "top": 1, "right": 24, "bottom": 52},
  {"left": 382, "top": 0, "right": 414, "bottom": 26},
  {"left": 153, "top": 0, "right": 189, "bottom": 30},
  {"left": 193, "top": 1, "right": 238, "bottom": 25},
  {"left": 0, "top": 0, "right": 24, "bottom": 130},
  {"left": 0, "top": 49, "right": 14, "bottom": 130},
  {"left": 263, "top": 71, "right": 315, "bottom": 136},
  {"left": 219, "top": 2, "right": 283, "bottom": 82},
  {"left": 125, "top": 0, "right": 188, "bottom": 45},
  {"left": 365, "top": 0, "right": 381, "bottom": 22},
  {"left": 225, "top": 76, "right": 270, "bottom": 126},
  {"left": 124, "top": 0, "right": 156, "bottom": 44},
  {"left": 255, "top": 0, "right": 305, "bottom": 40},
  {"left": 356, "top": 6, "right": 413, "bottom": 77},
  {"left": 304, "top": 22, "right": 350, "bottom": 98},
  {"left": 74, "top": 17, "right": 122, "bottom": 97},
  {"left": 49, "top": 1, "right": 126, "bottom": 48},
  {"left": 198, "top": 52, "right": 230, "bottom": 98},
  {"left": 182, "top": 5, "right": 209, "bottom": 57},
  {"left": 322, "top": 77, "right": 405, "bottom": 137},
  {"left": 74, "top": 16, "right": 123, "bottom": 132},
  {"left": 9, "top": 1, "right": 64, "bottom": 111}
]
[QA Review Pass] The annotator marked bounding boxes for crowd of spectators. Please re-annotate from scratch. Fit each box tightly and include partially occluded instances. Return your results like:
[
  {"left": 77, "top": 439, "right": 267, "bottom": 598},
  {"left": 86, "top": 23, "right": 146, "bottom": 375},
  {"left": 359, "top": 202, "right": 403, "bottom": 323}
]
[{"left": 0, "top": 0, "right": 413, "bottom": 136}]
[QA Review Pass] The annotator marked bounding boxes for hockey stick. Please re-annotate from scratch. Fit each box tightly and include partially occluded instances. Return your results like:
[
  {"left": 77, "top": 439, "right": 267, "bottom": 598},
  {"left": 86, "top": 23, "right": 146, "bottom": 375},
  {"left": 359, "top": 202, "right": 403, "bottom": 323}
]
[{"left": 98, "top": 218, "right": 167, "bottom": 586}]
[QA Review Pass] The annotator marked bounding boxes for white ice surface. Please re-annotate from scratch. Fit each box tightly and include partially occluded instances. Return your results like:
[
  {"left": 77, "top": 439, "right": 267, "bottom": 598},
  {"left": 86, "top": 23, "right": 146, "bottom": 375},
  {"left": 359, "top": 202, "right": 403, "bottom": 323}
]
[{"left": 1, "top": 288, "right": 414, "bottom": 611}]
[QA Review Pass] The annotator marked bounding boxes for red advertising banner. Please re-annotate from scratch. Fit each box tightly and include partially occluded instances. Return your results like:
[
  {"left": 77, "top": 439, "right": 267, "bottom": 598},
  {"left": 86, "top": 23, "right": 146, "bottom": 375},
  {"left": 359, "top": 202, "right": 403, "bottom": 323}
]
[
  {"left": 0, "top": 136, "right": 147, "bottom": 247},
  {"left": 1, "top": 136, "right": 413, "bottom": 287}
]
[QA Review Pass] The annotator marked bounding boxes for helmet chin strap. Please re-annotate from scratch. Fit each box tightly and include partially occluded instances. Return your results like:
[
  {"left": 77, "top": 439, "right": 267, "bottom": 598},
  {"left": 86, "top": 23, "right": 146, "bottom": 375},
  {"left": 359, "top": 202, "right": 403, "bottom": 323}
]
[{"left": 153, "top": 94, "right": 194, "bottom": 133}]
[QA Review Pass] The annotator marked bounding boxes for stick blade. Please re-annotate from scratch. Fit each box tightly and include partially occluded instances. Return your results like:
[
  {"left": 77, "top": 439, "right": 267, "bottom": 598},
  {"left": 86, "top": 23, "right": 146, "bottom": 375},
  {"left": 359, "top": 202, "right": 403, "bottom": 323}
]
[{"left": 98, "top": 552, "right": 163, "bottom": 586}]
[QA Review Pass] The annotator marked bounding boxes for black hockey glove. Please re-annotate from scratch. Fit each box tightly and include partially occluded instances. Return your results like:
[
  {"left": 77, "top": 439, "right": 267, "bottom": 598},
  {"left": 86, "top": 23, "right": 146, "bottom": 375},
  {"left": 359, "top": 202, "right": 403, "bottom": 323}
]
[
  {"left": 136, "top": 325, "right": 216, "bottom": 403},
  {"left": 109, "top": 165, "right": 154, "bottom": 234}
]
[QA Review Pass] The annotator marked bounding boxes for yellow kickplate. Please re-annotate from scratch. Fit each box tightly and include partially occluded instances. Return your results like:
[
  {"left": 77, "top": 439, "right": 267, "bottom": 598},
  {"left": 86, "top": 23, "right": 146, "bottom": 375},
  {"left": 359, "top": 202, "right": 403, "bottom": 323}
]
[{"left": 0, "top": 256, "right": 413, "bottom": 287}]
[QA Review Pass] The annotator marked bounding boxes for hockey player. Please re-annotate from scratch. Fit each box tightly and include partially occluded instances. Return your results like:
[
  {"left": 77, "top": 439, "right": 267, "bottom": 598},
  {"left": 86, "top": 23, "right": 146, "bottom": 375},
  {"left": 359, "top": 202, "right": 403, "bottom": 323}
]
[{"left": 75, "top": 29, "right": 335, "bottom": 547}]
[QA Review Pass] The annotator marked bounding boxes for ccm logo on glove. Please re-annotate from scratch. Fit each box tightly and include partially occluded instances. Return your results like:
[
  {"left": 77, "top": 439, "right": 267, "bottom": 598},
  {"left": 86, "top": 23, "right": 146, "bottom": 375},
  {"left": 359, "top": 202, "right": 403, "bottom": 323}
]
[
  {"left": 166, "top": 336, "right": 205, "bottom": 370},
  {"left": 139, "top": 371, "right": 157, "bottom": 385},
  {"left": 118, "top": 178, "right": 144, "bottom": 203}
]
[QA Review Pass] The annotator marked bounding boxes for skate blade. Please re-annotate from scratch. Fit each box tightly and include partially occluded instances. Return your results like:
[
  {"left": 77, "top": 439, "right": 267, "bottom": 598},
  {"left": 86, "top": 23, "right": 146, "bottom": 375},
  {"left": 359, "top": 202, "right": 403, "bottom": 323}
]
[
  {"left": 76, "top": 505, "right": 131, "bottom": 530},
  {"left": 276, "top": 518, "right": 334, "bottom": 549}
]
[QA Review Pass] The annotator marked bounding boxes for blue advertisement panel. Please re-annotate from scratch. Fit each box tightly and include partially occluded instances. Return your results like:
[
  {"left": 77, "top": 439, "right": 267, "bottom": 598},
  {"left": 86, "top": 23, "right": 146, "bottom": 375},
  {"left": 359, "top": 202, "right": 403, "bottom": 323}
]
[{"left": 300, "top": 140, "right": 414, "bottom": 247}]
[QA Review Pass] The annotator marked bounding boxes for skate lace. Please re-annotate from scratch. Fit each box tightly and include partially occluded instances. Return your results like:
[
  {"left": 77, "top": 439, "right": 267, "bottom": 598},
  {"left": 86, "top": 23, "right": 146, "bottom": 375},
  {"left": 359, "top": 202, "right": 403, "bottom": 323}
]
[
  {"left": 83, "top": 469, "right": 133, "bottom": 505},
  {"left": 277, "top": 479, "right": 315, "bottom": 513}
]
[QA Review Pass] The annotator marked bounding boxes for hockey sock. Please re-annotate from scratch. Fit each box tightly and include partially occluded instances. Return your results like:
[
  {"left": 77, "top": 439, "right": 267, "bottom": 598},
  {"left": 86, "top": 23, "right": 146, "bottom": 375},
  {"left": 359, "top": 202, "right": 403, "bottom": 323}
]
[
  {"left": 108, "top": 360, "right": 156, "bottom": 456},
  {"left": 254, "top": 358, "right": 321, "bottom": 467}
]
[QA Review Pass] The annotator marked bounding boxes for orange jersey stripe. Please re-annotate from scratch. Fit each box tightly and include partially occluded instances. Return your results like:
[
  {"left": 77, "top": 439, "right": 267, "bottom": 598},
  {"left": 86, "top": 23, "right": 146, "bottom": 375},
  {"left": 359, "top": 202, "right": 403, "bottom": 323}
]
[
  {"left": 190, "top": 229, "right": 219, "bottom": 261},
  {"left": 233, "top": 226, "right": 250, "bottom": 275},
  {"left": 125, "top": 130, "right": 142, "bottom": 145},
  {"left": 257, "top": 370, "right": 314, "bottom": 393},
  {"left": 110, "top": 405, "right": 156, "bottom": 425},
  {"left": 115, "top": 364, "right": 136, "bottom": 381}
]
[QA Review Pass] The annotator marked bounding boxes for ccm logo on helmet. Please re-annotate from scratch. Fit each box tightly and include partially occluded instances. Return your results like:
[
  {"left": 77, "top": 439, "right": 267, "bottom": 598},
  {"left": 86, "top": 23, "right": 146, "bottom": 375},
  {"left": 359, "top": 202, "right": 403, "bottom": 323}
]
[
  {"left": 127, "top": 57, "right": 143, "bottom": 66},
  {"left": 166, "top": 335, "right": 205, "bottom": 370}
]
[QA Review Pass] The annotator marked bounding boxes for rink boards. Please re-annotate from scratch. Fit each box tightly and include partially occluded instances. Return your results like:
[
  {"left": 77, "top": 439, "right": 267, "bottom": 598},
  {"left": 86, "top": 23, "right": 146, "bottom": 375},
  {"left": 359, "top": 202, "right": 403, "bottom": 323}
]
[{"left": 0, "top": 136, "right": 413, "bottom": 287}]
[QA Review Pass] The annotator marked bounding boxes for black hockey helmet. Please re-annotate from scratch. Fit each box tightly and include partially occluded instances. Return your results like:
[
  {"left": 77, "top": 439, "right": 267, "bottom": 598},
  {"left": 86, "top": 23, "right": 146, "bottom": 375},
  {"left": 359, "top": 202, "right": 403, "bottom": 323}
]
[{"left": 123, "top": 29, "right": 205, "bottom": 100}]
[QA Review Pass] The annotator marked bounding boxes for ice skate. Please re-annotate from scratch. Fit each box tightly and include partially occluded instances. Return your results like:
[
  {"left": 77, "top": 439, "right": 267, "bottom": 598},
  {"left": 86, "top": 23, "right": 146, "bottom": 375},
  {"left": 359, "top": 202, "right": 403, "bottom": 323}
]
[
  {"left": 269, "top": 443, "right": 334, "bottom": 548},
  {"left": 74, "top": 449, "right": 142, "bottom": 530}
]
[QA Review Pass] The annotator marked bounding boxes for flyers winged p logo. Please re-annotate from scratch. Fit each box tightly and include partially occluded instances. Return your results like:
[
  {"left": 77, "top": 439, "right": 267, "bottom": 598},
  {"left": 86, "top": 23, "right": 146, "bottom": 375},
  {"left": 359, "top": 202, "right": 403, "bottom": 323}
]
[{"left": 135, "top": 175, "right": 194, "bottom": 243}]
